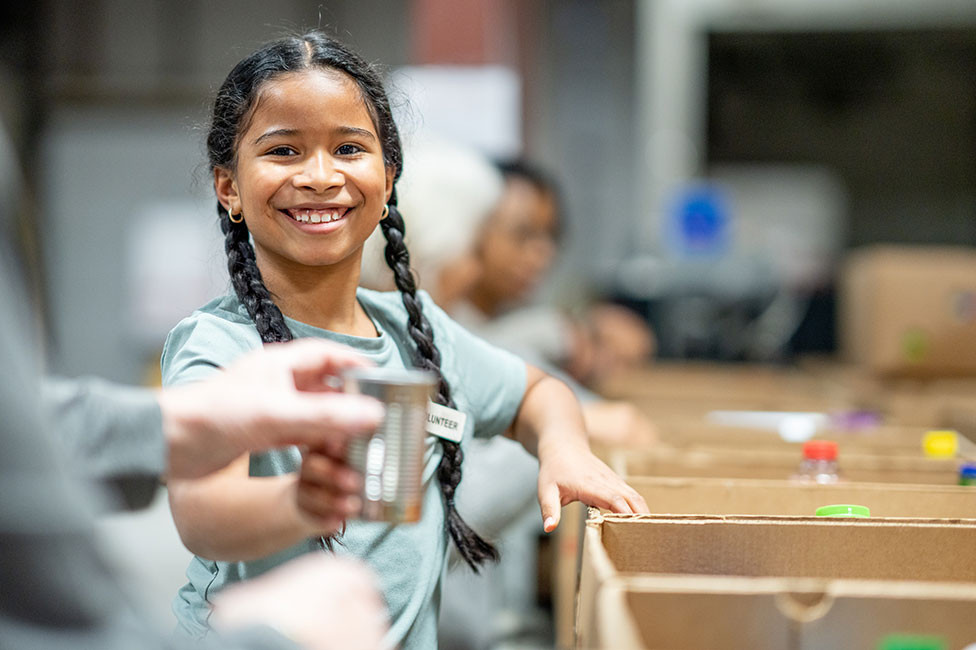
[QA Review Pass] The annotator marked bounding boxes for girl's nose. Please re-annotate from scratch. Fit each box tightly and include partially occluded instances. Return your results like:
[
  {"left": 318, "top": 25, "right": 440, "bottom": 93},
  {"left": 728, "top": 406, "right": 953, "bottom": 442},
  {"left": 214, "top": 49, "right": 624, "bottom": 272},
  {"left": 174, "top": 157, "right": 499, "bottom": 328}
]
[{"left": 293, "top": 151, "right": 342, "bottom": 192}]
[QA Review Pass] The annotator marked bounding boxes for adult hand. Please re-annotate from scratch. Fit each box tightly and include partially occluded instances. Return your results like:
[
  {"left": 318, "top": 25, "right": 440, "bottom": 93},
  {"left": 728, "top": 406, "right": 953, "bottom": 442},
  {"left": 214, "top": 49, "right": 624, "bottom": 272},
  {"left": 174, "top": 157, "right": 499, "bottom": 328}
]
[
  {"left": 158, "top": 339, "right": 384, "bottom": 480},
  {"left": 211, "top": 553, "right": 389, "bottom": 650}
]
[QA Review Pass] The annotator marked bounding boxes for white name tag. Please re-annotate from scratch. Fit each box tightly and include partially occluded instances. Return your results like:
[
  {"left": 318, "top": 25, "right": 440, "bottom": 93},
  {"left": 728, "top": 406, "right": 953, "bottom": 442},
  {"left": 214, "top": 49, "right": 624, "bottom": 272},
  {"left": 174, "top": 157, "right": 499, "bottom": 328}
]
[{"left": 425, "top": 400, "right": 467, "bottom": 443}]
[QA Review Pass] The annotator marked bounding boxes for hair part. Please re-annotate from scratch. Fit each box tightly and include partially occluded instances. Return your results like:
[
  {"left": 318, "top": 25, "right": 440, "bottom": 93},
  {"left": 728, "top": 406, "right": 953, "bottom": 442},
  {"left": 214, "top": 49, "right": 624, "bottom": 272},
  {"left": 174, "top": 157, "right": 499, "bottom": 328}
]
[{"left": 207, "top": 30, "right": 496, "bottom": 569}]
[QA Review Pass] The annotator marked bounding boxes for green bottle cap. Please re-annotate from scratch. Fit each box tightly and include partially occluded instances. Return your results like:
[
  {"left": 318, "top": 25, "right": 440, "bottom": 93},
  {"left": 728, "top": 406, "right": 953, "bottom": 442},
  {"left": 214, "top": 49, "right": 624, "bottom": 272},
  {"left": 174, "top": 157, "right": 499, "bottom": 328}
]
[
  {"left": 877, "top": 633, "right": 947, "bottom": 650},
  {"left": 815, "top": 504, "right": 870, "bottom": 518}
]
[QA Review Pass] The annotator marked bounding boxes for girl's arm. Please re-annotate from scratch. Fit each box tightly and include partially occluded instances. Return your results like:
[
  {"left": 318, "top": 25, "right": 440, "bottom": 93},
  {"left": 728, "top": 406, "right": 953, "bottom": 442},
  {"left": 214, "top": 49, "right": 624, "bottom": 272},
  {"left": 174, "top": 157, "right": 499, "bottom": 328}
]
[
  {"left": 507, "top": 364, "right": 649, "bottom": 533},
  {"left": 168, "top": 447, "right": 362, "bottom": 562}
]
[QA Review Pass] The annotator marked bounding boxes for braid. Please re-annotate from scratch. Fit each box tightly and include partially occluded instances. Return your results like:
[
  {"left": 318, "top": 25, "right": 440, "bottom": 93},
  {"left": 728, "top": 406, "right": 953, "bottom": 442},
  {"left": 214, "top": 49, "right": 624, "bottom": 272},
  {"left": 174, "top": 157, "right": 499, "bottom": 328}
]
[
  {"left": 218, "top": 204, "right": 293, "bottom": 344},
  {"left": 380, "top": 204, "right": 499, "bottom": 571}
]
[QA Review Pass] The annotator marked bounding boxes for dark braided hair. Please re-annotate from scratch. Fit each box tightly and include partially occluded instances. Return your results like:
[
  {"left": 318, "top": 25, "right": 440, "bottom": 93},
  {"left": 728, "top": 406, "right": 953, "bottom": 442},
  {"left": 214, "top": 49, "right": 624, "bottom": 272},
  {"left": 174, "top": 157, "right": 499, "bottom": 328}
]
[{"left": 206, "top": 31, "right": 497, "bottom": 570}]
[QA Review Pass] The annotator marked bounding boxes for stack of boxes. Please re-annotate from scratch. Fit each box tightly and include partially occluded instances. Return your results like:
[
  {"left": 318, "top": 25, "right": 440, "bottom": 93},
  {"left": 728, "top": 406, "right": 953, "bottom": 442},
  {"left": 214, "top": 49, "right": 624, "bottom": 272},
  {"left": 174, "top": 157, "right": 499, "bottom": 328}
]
[{"left": 561, "top": 245, "right": 976, "bottom": 649}]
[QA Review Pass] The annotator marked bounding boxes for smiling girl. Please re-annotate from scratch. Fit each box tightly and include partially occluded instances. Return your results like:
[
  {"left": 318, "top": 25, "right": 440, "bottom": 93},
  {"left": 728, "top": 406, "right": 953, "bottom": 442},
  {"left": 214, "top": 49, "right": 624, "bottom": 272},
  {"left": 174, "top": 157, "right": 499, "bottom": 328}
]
[{"left": 160, "top": 31, "right": 647, "bottom": 649}]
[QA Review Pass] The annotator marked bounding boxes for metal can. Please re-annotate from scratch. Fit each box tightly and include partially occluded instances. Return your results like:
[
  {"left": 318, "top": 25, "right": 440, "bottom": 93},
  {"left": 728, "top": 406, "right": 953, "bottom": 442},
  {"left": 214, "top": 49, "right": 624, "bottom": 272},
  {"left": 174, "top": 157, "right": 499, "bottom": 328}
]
[{"left": 342, "top": 366, "right": 436, "bottom": 523}]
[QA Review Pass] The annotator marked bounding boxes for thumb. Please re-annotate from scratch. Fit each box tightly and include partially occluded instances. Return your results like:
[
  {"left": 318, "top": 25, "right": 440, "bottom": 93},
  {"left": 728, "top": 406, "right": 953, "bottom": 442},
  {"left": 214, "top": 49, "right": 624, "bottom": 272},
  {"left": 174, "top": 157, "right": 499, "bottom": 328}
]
[{"left": 539, "top": 482, "right": 561, "bottom": 533}]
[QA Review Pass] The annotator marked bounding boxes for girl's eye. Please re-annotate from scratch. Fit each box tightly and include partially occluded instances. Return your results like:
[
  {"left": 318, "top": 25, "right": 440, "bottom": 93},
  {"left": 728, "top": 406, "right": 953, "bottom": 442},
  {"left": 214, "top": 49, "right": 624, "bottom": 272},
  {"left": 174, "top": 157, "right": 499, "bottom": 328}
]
[
  {"left": 336, "top": 143, "right": 364, "bottom": 156},
  {"left": 267, "top": 146, "right": 297, "bottom": 156}
]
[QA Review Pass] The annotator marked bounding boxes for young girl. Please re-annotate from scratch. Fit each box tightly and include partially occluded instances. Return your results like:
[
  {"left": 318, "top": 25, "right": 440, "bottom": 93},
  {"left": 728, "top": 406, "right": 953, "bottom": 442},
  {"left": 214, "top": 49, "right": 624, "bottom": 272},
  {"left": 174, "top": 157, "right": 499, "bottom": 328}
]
[{"left": 161, "top": 31, "right": 647, "bottom": 650}]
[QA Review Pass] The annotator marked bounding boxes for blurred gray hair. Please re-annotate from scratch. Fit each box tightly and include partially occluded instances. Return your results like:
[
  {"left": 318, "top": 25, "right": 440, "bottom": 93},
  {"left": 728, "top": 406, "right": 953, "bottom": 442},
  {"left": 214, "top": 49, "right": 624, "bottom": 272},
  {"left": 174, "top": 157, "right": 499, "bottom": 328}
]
[{"left": 359, "top": 137, "right": 504, "bottom": 292}]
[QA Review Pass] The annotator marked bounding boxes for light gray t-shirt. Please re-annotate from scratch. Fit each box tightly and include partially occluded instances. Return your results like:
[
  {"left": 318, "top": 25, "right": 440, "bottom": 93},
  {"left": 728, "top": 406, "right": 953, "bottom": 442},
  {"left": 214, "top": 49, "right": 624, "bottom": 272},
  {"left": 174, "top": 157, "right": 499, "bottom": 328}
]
[{"left": 160, "top": 288, "right": 527, "bottom": 650}]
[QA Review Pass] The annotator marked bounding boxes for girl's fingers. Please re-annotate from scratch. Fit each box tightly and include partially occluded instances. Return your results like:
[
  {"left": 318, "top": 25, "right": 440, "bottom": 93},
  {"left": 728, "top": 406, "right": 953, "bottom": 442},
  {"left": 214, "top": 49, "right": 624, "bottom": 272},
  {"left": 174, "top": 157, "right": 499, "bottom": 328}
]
[
  {"left": 538, "top": 482, "right": 562, "bottom": 533},
  {"left": 300, "top": 451, "right": 362, "bottom": 493},
  {"left": 625, "top": 489, "right": 650, "bottom": 514},
  {"left": 296, "top": 482, "right": 361, "bottom": 521}
]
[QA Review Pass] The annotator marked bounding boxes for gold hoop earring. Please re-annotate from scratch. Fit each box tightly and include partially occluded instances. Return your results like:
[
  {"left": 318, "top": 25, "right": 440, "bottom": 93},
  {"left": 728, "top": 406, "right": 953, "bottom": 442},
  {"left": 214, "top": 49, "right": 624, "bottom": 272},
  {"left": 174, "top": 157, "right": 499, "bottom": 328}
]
[
  {"left": 228, "top": 209, "right": 244, "bottom": 224},
  {"left": 381, "top": 205, "right": 390, "bottom": 220}
]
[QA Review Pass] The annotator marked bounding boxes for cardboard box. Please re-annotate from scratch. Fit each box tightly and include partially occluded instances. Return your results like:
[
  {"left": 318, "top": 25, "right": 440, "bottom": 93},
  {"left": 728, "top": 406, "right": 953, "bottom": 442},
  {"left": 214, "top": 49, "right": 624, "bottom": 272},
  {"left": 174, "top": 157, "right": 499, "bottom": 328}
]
[
  {"left": 647, "top": 419, "right": 934, "bottom": 454},
  {"left": 839, "top": 245, "right": 976, "bottom": 378},
  {"left": 595, "top": 363, "right": 853, "bottom": 421},
  {"left": 627, "top": 476, "right": 976, "bottom": 519},
  {"left": 556, "top": 477, "right": 976, "bottom": 647},
  {"left": 578, "top": 513, "right": 976, "bottom": 649},
  {"left": 605, "top": 445, "right": 965, "bottom": 485},
  {"left": 593, "top": 575, "right": 976, "bottom": 650}
]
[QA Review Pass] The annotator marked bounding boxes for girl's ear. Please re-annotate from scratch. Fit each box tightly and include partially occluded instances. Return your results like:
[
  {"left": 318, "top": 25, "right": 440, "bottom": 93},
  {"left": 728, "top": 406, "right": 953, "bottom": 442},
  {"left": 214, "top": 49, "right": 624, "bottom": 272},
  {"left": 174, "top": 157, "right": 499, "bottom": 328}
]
[
  {"left": 214, "top": 167, "right": 240, "bottom": 215},
  {"left": 384, "top": 165, "right": 395, "bottom": 204}
]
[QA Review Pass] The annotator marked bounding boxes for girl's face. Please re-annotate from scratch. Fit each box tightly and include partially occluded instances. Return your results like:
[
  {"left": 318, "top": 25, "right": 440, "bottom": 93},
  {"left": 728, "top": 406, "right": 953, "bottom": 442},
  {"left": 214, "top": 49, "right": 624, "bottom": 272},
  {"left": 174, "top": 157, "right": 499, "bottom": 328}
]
[{"left": 215, "top": 69, "right": 394, "bottom": 277}]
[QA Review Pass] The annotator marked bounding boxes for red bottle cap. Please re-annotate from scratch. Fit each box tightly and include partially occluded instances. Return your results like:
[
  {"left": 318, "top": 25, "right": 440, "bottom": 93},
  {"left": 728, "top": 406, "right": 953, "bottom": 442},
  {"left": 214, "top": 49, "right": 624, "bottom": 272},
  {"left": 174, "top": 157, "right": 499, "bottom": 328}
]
[{"left": 802, "top": 440, "right": 838, "bottom": 461}]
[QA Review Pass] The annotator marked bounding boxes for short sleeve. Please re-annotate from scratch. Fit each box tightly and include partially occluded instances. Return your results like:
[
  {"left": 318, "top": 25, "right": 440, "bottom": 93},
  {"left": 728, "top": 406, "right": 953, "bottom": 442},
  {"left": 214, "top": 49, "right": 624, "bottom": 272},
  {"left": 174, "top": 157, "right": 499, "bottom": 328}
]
[
  {"left": 160, "top": 311, "right": 263, "bottom": 387},
  {"left": 417, "top": 293, "right": 527, "bottom": 441}
]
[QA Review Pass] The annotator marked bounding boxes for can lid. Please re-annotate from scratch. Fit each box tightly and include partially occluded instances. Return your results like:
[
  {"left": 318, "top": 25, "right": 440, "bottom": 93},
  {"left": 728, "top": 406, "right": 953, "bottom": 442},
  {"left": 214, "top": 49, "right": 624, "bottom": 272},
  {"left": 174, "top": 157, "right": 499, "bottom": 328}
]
[
  {"left": 342, "top": 366, "right": 438, "bottom": 386},
  {"left": 815, "top": 504, "right": 870, "bottom": 518},
  {"left": 959, "top": 462, "right": 976, "bottom": 479},
  {"left": 922, "top": 430, "right": 958, "bottom": 458},
  {"left": 877, "top": 634, "right": 947, "bottom": 650},
  {"left": 802, "top": 439, "right": 837, "bottom": 461}
]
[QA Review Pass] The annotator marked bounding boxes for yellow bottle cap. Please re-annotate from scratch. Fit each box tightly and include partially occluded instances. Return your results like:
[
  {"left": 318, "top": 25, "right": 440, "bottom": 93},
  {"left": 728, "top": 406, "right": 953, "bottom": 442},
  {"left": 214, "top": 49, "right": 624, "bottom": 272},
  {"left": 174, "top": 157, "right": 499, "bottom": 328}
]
[{"left": 922, "top": 430, "right": 958, "bottom": 458}]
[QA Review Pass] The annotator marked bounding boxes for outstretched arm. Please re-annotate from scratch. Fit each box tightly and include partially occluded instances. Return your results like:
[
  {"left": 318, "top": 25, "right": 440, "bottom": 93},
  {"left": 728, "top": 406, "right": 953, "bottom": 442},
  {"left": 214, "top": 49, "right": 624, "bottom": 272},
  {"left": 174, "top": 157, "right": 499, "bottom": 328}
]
[
  {"left": 159, "top": 338, "right": 383, "bottom": 480},
  {"left": 507, "top": 364, "right": 649, "bottom": 532},
  {"left": 164, "top": 339, "right": 381, "bottom": 561}
]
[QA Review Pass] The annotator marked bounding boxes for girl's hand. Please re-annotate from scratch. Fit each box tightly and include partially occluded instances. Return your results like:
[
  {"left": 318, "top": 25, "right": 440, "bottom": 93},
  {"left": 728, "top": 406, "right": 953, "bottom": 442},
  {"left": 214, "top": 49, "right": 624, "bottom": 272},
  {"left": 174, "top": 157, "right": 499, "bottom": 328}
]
[
  {"left": 536, "top": 441, "right": 648, "bottom": 533},
  {"left": 295, "top": 446, "right": 364, "bottom": 536}
]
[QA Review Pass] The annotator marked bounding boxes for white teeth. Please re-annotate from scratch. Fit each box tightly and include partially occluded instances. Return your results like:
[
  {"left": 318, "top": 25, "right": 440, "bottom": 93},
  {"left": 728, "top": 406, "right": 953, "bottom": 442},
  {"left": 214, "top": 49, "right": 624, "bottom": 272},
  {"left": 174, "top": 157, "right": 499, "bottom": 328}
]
[{"left": 289, "top": 209, "right": 344, "bottom": 223}]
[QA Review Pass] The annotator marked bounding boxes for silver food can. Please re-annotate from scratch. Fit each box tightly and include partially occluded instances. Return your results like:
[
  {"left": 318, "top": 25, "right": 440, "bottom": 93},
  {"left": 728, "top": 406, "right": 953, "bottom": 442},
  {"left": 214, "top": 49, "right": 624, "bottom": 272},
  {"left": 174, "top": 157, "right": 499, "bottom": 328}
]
[{"left": 342, "top": 366, "right": 437, "bottom": 523}]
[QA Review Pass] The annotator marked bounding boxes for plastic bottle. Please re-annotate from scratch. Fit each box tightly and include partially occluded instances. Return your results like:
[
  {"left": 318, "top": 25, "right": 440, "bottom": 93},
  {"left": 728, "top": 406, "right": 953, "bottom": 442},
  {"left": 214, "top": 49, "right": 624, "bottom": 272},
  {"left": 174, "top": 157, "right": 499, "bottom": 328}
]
[
  {"left": 792, "top": 440, "right": 841, "bottom": 484},
  {"left": 959, "top": 462, "right": 976, "bottom": 486},
  {"left": 815, "top": 504, "right": 869, "bottom": 518}
]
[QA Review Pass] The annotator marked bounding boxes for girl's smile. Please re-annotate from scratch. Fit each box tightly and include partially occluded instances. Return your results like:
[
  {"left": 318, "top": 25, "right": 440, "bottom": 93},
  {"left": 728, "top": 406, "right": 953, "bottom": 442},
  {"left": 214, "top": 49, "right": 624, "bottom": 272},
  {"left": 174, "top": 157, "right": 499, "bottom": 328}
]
[{"left": 284, "top": 205, "right": 349, "bottom": 225}]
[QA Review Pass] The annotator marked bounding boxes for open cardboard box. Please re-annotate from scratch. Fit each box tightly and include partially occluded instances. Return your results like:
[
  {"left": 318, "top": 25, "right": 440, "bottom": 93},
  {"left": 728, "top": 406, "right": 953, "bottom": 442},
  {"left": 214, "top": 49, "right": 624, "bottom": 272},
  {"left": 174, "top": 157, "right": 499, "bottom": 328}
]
[
  {"left": 554, "top": 475, "right": 976, "bottom": 648},
  {"left": 628, "top": 476, "right": 976, "bottom": 519},
  {"left": 578, "top": 512, "right": 976, "bottom": 649},
  {"left": 592, "top": 574, "right": 976, "bottom": 649},
  {"left": 647, "top": 419, "right": 939, "bottom": 454},
  {"left": 603, "top": 445, "right": 966, "bottom": 485},
  {"left": 593, "top": 362, "right": 837, "bottom": 407}
]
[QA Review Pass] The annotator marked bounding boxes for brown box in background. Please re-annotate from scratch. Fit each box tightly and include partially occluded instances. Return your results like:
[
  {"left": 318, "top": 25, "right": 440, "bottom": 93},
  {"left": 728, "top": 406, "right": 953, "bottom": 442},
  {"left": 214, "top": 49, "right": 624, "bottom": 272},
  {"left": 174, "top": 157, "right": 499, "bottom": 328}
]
[
  {"left": 627, "top": 476, "right": 976, "bottom": 519},
  {"left": 605, "top": 445, "right": 964, "bottom": 485},
  {"left": 839, "top": 245, "right": 976, "bottom": 377},
  {"left": 577, "top": 513, "right": 976, "bottom": 649}
]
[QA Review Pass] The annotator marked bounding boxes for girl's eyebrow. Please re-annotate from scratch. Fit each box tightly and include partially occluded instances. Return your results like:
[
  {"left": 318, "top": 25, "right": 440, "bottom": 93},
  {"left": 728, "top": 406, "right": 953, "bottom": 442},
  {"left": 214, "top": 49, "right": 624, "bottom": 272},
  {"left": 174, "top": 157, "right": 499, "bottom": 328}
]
[
  {"left": 252, "top": 126, "right": 376, "bottom": 146},
  {"left": 253, "top": 128, "right": 298, "bottom": 145},
  {"left": 335, "top": 126, "right": 377, "bottom": 141}
]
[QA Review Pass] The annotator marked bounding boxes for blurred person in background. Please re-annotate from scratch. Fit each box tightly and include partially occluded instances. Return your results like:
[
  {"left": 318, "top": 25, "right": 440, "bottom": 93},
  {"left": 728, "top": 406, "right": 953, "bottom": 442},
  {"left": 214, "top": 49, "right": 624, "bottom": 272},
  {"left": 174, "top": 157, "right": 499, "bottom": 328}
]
[
  {"left": 459, "top": 159, "right": 656, "bottom": 386},
  {"left": 360, "top": 138, "right": 656, "bottom": 650},
  {"left": 362, "top": 136, "right": 542, "bottom": 650},
  {"left": 0, "top": 118, "right": 391, "bottom": 650},
  {"left": 453, "top": 159, "right": 658, "bottom": 449}
]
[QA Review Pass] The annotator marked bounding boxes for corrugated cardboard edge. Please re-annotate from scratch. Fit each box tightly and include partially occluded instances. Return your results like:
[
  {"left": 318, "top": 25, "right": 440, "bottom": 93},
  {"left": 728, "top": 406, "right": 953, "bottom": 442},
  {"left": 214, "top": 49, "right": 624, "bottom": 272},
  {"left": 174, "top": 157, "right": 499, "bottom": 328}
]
[
  {"left": 576, "top": 508, "right": 614, "bottom": 649},
  {"left": 596, "top": 512, "right": 976, "bottom": 528},
  {"left": 580, "top": 509, "right": 976, "bottom": 649}
]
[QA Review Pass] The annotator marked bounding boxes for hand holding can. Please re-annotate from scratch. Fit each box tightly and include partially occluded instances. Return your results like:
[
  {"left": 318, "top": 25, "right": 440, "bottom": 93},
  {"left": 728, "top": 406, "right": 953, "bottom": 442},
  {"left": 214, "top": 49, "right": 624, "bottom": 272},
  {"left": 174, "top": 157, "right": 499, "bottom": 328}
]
[{"left": 341, "top": 366, "right": 436, "bottom": 523}]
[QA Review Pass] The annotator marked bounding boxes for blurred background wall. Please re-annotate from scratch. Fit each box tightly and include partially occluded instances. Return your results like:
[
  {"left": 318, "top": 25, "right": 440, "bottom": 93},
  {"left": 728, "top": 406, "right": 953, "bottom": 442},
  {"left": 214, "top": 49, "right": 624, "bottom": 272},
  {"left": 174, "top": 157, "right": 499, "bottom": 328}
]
[{"left": 3, "top": 0, "right": 976, "bottom": 385}]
